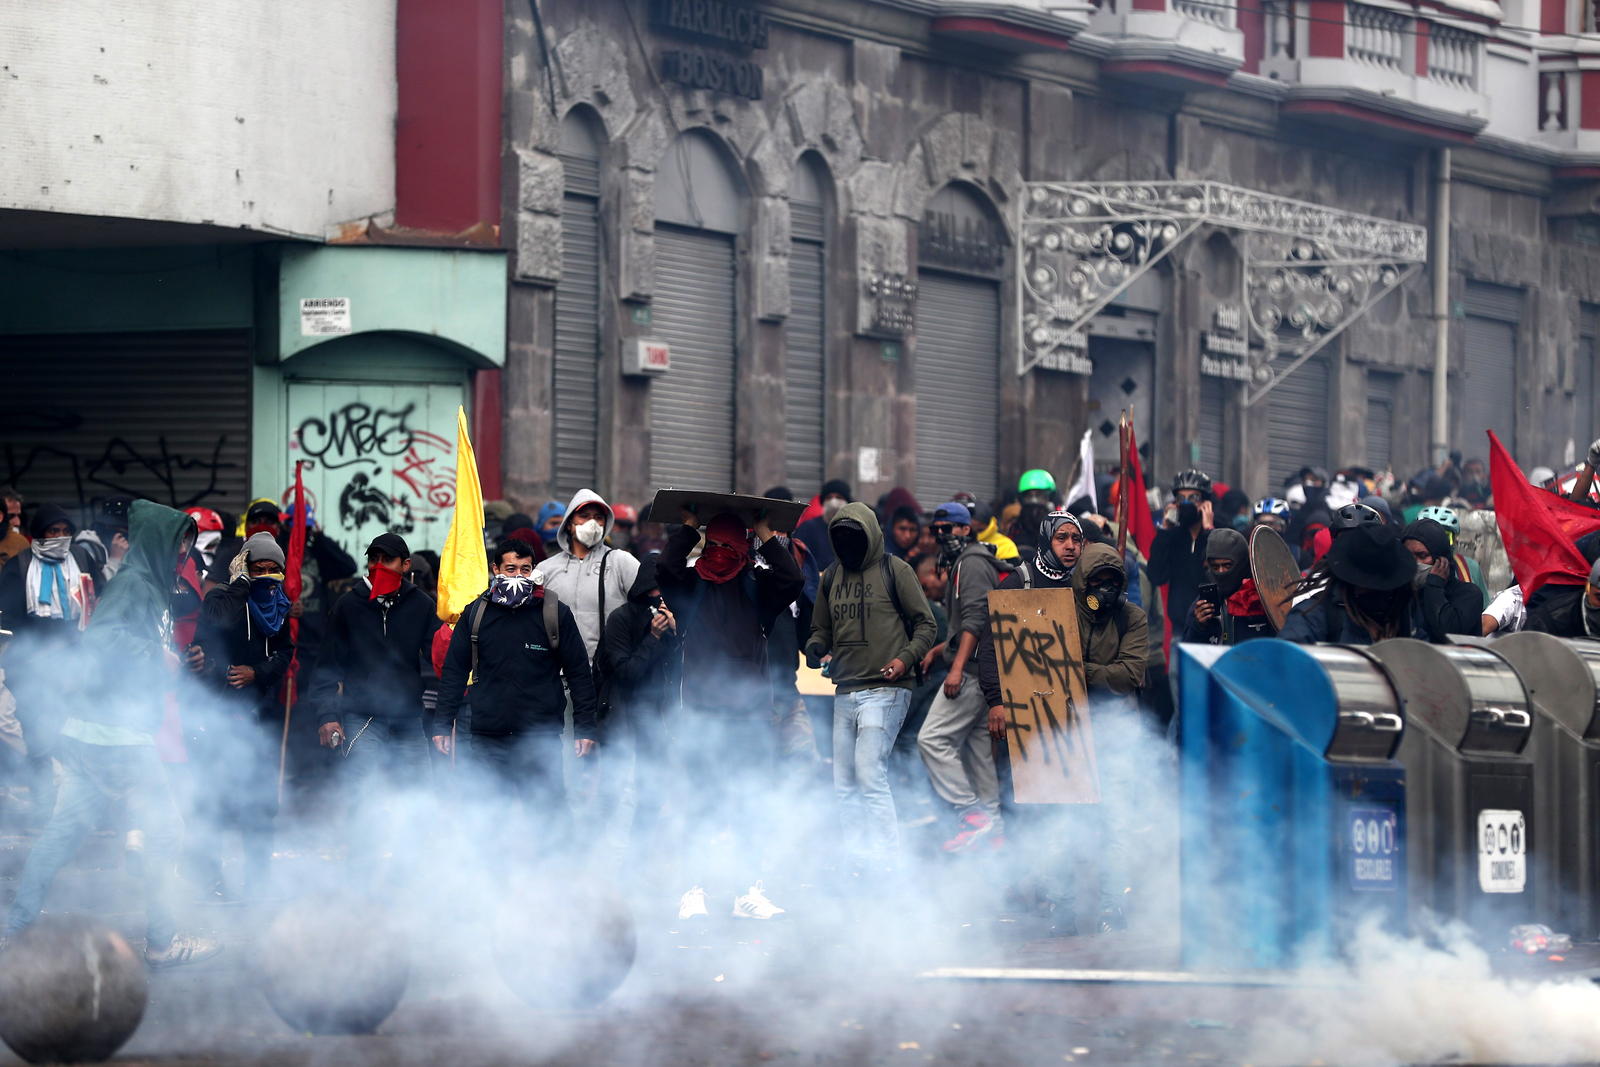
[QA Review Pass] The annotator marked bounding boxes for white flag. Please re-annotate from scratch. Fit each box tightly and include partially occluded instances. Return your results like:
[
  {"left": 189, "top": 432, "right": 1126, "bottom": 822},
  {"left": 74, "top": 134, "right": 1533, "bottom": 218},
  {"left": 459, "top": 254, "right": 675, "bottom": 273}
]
[{"left": 1067, "top": 428, "right": 1097, "bottom": 514}]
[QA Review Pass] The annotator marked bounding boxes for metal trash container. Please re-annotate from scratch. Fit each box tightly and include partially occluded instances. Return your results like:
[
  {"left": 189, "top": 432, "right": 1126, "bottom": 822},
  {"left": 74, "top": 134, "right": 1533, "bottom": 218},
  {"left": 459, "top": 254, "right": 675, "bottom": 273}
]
[
  {"left": 1487, "top": 633, "right": 1600, "bottom": 941},
  {"left": 1178, "top": 640, "right": 1405, "bottom": 970},
  {"left": 1364, "top": 638, "right": 1534, "bottom": 941}
]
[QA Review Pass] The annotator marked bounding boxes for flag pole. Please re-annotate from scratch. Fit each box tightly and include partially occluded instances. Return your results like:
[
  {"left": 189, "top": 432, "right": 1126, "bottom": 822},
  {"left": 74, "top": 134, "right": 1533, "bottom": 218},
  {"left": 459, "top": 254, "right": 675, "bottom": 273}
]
[
  {"left": 1116, "top": 410, "right": 1132, "bottom": 557},
  {"left": 278, "top": 460, "right": 307, "bottom": 807}
]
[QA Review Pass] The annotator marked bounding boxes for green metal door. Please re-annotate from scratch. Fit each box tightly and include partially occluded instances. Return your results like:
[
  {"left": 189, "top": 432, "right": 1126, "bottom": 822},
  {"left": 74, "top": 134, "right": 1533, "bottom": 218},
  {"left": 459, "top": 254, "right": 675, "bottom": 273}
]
[{"left": 287, "top": 380, "right": 465, "bottom": 559}]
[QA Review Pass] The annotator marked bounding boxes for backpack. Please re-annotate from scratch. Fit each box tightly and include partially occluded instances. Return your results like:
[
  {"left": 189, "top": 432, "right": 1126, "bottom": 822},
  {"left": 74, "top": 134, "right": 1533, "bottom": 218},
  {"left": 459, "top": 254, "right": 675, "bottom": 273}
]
[{"left": 469, "top": 588, "right": 562, "bottom": 678}]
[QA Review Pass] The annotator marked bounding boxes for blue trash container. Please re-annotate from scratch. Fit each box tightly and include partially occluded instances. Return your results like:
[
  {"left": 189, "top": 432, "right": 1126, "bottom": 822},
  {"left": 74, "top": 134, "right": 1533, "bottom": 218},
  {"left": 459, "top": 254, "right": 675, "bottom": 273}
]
[{"left": 1178, "top": 640, "right": 1406, "bottom": 971}]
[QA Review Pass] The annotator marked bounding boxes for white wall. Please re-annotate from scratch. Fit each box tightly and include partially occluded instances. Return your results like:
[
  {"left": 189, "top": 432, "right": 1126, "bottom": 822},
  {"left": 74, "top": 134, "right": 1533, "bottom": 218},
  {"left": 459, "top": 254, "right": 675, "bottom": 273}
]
[{"left": 0, "top": 0, "right": 396, "bottom": 239}]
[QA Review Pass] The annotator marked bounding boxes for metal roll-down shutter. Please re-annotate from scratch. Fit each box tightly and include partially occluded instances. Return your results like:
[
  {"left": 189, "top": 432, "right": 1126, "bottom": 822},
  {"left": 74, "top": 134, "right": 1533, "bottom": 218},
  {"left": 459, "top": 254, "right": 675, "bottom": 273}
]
[
  {"left": 1267, "top": 355, "right": 1330, "bottom": 489},
  {"left": 785, "top": 200, "right": 826, "bottom": 493},
  {"left": 650, "top": 225, "right": 738, "bottom": 490},
  {"left": 554, "top": 180, "right": 601, "bottom": 497},
  {"left": 914, "top": 272, "right": 1000, "bottom": 505}
]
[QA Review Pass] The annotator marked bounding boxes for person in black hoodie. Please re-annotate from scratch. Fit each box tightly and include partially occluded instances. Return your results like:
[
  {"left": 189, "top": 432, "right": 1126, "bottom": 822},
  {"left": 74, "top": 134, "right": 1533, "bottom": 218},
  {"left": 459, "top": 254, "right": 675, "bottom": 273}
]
[
  {"left": 428, "top": 538, "right": 597, "bottom": 864},
  {"left": 658, "top": 509, "right": 803, "bottom": 920},
  {"left": 1146, "top": 469, "right": 1215, "bottom": 633},
  {"left": 311, "top": 532, "right": 440, "bottom": 879},
  {"left": 1401, "top": 518, "right": 1486, "bottom": 642},
  {"left": 596, "top": 556, "right": 681, "bottom": 877},
  {"left": 191, "top": 531, "right": 295, "bottom": 901}
]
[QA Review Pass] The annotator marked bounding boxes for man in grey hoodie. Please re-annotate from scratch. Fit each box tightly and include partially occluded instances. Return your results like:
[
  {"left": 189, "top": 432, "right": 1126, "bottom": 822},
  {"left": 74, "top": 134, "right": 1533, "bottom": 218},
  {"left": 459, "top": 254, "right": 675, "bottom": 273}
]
[
  {"left": 806, "top": 502, "right": 937, "bottom": 875},
  {"left": 534, "top": 489, "right": 641, "bottom": 862}
]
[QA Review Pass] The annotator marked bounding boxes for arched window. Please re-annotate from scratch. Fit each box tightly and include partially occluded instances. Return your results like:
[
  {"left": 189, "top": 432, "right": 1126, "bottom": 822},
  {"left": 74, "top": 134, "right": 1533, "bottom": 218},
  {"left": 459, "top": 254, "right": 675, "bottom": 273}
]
[
  {"left": 650, "top": 131, "right": 747, "bottom": 490},
  {"left": 785, "top": 153, "right": 830, "bottom": 493},
  {"left": 554, "top": 108, "right": 605, "bottom": 496}
]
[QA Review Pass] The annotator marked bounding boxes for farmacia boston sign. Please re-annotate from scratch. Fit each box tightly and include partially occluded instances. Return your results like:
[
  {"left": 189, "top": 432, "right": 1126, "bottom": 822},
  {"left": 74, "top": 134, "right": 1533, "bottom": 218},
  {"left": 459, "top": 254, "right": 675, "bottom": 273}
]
[{"left": 652, "top": 0, "right": 768, "bottom": 100}]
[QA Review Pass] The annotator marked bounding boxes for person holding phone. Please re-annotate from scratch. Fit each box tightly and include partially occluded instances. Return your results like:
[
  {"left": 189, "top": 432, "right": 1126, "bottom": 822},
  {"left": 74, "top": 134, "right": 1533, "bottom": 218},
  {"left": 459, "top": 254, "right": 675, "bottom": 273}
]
[
  {"left": 1147, "top": 469, "right": 1217, "bottom": 631},
  {"left": 1180, "top": 529, "right": 1274, "bottom": 646}
]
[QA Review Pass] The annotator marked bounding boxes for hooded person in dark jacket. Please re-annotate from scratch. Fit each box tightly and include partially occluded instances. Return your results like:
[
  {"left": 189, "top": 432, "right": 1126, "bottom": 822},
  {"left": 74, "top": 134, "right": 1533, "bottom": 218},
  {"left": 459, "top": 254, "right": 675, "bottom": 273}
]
[
  {"left": 191, "top": 531, "right": 296, "bottom": 901},
  {"left": 1401, "top": 518, "right": 1486, "bottom": 643},
  {"left": 6, "top": 501, "right": 221, "bottom": 967},
  {"left": 657, "top": 508, "right": 804, "bottom": 920},
  {"left": 806, "top": 502, "right": 937, "bottom": 874},
  {"left": 1179, "top": 528, "right": 1274, "bottom": 646},
  {"left": 596, "top": 556, "right": 681, "bottom": 876}
]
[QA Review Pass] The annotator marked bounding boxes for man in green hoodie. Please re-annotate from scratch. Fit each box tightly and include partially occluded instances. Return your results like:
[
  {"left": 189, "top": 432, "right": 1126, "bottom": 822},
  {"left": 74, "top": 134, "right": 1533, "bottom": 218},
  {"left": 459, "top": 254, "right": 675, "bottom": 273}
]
[
  {"left": 807, "top": 502, "right": 937, "bottom": 875},
  {"left": 5, "top": 500, "right": 221, "bottom": 967}
]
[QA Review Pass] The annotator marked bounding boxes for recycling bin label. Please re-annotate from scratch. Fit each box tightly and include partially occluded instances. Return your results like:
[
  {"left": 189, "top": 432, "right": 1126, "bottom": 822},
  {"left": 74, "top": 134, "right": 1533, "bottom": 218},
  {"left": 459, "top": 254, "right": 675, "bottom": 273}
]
[
  {"left": 1348, "top": 806, "right": 1400, "bottom": 891},
  {"left": 1477, "top": 809, "right": 1526, "bottom": 894}
]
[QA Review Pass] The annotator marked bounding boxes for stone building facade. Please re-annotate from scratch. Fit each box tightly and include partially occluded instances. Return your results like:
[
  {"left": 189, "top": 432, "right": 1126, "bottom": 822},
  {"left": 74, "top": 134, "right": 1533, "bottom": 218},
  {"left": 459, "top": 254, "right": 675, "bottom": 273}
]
[{"left": 500, "top": 0, "right": 1600, "bottom": 508}]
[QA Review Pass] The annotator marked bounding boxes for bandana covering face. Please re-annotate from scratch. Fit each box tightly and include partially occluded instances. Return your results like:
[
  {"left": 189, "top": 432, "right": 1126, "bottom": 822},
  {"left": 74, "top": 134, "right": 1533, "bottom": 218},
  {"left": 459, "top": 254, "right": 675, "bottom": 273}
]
[
  {"left": 368, "top": 565, "right": 403, "bottom": 601},
  {"left": 246, "top": 574, "right": 291, "bottom": 635},
  {"left": 26, "top": 536, "right": 82, "bottom": 620},
  {"left": 489, "top": 573, "right": 539, "bottom": 609},
  {"left": 697, "top": 514, "right": 750, "bottom": 585}
]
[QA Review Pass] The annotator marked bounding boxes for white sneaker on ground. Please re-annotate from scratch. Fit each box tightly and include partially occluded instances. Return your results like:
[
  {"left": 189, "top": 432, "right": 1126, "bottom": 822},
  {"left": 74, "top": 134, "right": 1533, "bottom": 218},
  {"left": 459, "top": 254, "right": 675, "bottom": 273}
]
[
  {"left": 145, "top": 934, "right": 222, "bottom": 970},
  {"left": 677, "top": 886, "right": 710, "bottom": 921},
  {"left": 732, "top": 881, "right": 786, "bottom": 920}
]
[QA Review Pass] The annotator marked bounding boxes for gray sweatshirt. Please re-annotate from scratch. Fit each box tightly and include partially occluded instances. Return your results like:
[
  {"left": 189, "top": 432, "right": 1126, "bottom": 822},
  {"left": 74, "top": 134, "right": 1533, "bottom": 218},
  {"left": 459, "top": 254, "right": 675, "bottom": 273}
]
[{"left": 533, "top": 488, "right": 640, "bottom": 660}]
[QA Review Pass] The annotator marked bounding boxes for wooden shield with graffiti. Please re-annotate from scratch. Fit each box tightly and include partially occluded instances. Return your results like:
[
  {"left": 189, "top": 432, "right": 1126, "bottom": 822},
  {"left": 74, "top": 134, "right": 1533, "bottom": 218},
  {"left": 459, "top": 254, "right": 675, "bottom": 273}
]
[
  {"left": 988, "top": 587, "right": 1099, "bottom": 804},
  {"left": 1249, "top": 525, "right": 1302, "bottom": 631}
]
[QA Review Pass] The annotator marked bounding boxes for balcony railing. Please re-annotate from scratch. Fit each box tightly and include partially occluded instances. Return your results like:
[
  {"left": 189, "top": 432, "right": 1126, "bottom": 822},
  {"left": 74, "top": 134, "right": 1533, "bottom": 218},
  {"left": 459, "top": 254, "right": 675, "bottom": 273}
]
[
  {"left": 1348, "top": 3, "right": 1409, "bottom": 71},
  {"left": 1428, "top": 23, "right": 1478, "bottom": 91},
  {"left": 1173, "top": 0, "right": 1234, "bottom": 27}
]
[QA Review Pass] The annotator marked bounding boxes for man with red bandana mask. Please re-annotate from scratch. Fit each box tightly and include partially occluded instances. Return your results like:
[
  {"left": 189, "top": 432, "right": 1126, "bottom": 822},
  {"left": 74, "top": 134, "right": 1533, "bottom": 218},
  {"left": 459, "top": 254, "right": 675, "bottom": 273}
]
[
  {"left": 309, "top": 532, "right": 441, "bottom": 885},
  {"left": 657, "top": 508, "right": 803, "bottom": 920}
]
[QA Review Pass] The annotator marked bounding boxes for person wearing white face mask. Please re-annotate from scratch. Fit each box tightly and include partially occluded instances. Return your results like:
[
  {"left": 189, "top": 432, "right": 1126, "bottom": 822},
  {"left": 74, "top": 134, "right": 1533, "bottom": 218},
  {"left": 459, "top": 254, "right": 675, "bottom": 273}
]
[{"left": 534, "top": 489, "right": 641, "bottom": 870}]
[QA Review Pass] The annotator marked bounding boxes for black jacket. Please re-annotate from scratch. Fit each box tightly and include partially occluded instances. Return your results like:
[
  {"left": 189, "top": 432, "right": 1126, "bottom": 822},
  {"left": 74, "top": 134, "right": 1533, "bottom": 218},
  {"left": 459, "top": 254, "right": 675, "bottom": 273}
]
[
  {"left": 657, "top": 524, "right": 804, "bottom": 713},
  {"left": 194, "top": 578, "right": 295, "bottom": 717},
  {"left": 312, "top": 579, "right": 441, "bottom": 728},
  {"left": 597, "top": 561, "right": 681, "bottom": 730},
  {"left": 431, "top": 593, "right": 597, "bottom": 739},
  {"left": 1146, "top": 525, "right": 1211, "bottom": 631},
  {"left": 1413, "top": 572, "right": 1486, "bottom": 643}
]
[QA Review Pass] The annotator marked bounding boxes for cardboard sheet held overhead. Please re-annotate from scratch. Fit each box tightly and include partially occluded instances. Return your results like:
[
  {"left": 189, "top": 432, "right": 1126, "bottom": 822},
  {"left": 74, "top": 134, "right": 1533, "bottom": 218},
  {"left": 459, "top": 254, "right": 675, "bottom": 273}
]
[{"left": 648, "top": 489, "right": 807, "bottom": 534}]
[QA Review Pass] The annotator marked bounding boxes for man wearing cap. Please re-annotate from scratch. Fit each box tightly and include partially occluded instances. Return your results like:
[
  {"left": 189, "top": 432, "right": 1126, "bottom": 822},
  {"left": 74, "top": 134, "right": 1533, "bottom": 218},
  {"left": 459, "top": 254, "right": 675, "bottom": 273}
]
[
  {"left": 916, "top": 501, "right": 1012, "bottom": 853},
  {"left": 311, "top": 532, "right": 442, "bottom": 879}
]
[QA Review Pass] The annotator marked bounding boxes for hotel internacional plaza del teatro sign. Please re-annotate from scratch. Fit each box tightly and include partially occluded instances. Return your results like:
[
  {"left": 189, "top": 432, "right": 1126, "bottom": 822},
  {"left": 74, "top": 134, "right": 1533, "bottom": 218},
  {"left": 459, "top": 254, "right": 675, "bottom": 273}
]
[{"left": 1017, "top": 181, "right": 1428, "bottom": 404}]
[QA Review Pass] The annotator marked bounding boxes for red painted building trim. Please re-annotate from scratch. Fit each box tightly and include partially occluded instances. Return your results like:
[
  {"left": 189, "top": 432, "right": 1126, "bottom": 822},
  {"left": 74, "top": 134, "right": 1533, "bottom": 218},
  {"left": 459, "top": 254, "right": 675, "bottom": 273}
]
[
  {"left": 1102, "top": 59, "right": 1232, "bottom": 88},
  {"left": 1543, "top": 0, "right": 1567, "bottom": 34},
  {"left": 1238, "top": 0, "right": 1266, "bottom": 74},
  {"left": 1131, "top": 0, "right": 1168, "bottom": 12},
  {"left": 930, "top": 16, "right": 1074, "bottom": 49},
  {"left": 1281, "top": 99, "right": 1479, "bottom": 143},
  {"left": 1307, "top": 0, "right": 1346, "bottom": 57},
  {"left": 1415, "top": 20, "right": 1431, "bottom": 79},
  {"left": 1582, "top": 70, "right": 1600, "bottom": 129},
  {"left": 472, "top": 369, "right": 504, "bottom": 501},
  {"left": 395, "top": 0, "right": 503, "bottom": 237},
  {"left": 1555, "top": 165, "right": 1600, "bottom": 179}
]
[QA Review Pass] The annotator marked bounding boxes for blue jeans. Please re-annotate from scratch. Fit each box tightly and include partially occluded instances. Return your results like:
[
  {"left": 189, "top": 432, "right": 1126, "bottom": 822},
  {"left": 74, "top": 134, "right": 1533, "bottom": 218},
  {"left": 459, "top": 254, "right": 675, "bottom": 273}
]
[
  {"left": 833, "top": 687, "right": 912, "bottom": 872},
  {"left": 6, "top": 738, "right": 180, "bottom": 947}
]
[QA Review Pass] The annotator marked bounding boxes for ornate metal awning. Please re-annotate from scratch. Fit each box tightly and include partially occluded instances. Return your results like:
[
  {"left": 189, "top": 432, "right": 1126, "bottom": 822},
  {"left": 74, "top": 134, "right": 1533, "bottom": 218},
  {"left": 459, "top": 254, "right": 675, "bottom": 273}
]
[{"left": 1017, "top": 181, "right": 1428, "bottom": 405}]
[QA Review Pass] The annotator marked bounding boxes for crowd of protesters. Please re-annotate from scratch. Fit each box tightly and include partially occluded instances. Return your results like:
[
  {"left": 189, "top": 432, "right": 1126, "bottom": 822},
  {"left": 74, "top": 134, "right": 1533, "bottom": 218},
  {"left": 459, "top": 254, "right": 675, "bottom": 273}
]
[{"left": 0, "top": 431, "right": 1595, "bottom": 961}]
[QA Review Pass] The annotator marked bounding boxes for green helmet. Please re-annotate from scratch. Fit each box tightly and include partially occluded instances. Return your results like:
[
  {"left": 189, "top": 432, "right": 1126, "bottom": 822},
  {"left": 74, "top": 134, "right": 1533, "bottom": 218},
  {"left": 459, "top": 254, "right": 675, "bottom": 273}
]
[{"left": 1018, "top": 469, "right": 1057, "bottom": 495}]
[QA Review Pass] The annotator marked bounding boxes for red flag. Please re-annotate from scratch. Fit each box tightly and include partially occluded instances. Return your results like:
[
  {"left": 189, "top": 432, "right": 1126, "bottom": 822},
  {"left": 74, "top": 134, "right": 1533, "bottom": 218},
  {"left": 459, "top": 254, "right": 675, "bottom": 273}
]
[
  {"left": 1124, "top": 426, "right": 1157, "bottom": 558},
  {"left": 283, "top": 463, "right": 308, "bottom": 697},
  {"left": 1489, "top": 431, "right": 1600, "bottom": 598}
]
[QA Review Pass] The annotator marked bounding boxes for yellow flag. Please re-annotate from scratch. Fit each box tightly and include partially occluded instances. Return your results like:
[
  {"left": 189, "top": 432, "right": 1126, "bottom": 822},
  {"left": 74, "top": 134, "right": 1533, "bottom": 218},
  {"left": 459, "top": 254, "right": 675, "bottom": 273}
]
[{"left": 437, "top": 406, "right": 488, "bottom": 623}]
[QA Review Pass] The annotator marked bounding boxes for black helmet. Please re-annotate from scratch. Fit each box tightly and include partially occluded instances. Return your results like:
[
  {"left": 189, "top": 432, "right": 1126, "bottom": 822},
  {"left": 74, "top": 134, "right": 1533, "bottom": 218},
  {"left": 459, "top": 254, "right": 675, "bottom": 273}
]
[
  {"left": 1172, "top": 469, "right": 1213, "bottom": 495},
  {"left": 1331, "top": 502, "right": 1385, "bottom": 532}
]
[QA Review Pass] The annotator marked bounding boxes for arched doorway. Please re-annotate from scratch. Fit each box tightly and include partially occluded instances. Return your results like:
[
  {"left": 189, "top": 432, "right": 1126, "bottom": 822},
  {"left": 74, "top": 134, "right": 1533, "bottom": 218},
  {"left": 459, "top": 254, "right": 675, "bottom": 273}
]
[
  {"left": 650, "top": 130, "right": 746, "bottom": 490},
  {"left": 914, "top": 182, "right": 1007, "bottom": 504}
]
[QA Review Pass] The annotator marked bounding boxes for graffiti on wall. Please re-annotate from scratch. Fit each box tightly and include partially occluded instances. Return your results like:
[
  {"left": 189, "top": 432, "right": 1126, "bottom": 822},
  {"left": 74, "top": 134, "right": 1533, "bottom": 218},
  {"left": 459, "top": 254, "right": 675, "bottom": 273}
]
[
  {"left": 290, "top": 400, "right": 455, "bottom": 545},
  {"left": 1, "top": 401, "right": 240, "bottom": 514}
]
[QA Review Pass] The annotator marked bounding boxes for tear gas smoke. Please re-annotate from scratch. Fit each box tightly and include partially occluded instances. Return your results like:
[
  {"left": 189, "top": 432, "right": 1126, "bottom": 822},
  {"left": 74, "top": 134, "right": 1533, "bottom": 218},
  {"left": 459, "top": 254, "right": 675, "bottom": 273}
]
[
  {"left": 0, "top": 915, "right": 148, "bottom": 1063},
  {"left": 257, "top": 897, "right": 410, "bottom": 1034},
  {"left": 492, "top": 877, "right": 637, "bottom": 1009}
]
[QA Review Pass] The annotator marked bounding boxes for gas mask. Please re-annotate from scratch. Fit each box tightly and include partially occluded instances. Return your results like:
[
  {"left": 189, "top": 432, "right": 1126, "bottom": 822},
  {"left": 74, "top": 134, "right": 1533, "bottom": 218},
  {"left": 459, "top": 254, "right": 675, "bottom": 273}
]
[
  {"left": 1083, "top": 571, "right": 1123, "bottom": 616},
  {"left": 575, "top": 518, "right": 606, "bottom": 549}
]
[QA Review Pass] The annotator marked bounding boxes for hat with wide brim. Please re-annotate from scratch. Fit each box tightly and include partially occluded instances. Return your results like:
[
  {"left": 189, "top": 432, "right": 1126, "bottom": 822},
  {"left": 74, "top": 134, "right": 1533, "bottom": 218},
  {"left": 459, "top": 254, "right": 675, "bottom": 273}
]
[{"left": 1326, "top": 524, "right": 1415, "bottom": 591}]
